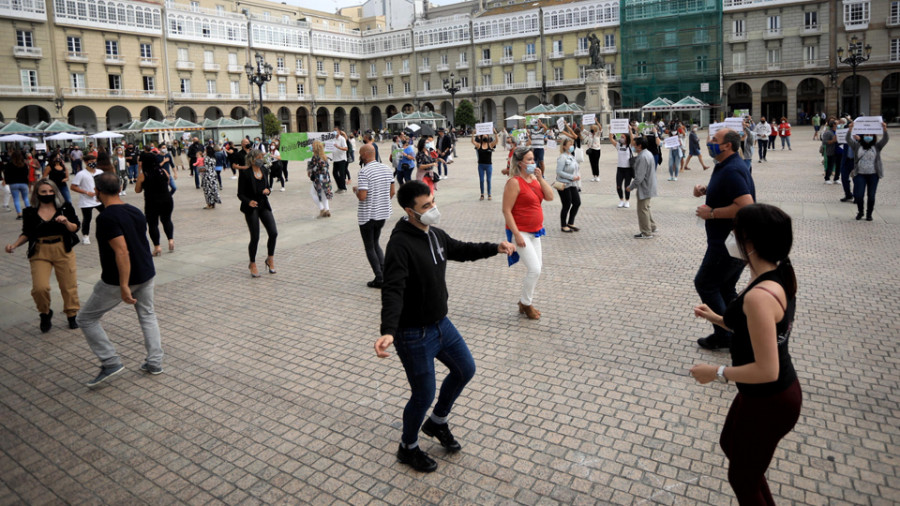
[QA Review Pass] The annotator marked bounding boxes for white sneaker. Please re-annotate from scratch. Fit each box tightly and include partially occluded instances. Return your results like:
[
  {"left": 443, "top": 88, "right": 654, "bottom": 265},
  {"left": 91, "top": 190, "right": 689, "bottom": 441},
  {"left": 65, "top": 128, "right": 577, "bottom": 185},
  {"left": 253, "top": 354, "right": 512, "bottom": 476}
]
[
  {"left": 624, "top": 201, "right": 630, "bottom": 208},
  {"left": 280, "top": 187, "right": 285, "bottom": 192},
  {"left": 82, "top": 236, "right": 91, "bottom": 245},
  {"left": 617, "top": 201, "right": 625, "bottom": 208},
  {"left": 231, "top": 176, "right": 238, "bottom": 180},
  {"left": 825, "top": 180, "right": 832, "bottom": 184},
  {"left": 673, "top": 177, "right": 678, "bottom": 181}
]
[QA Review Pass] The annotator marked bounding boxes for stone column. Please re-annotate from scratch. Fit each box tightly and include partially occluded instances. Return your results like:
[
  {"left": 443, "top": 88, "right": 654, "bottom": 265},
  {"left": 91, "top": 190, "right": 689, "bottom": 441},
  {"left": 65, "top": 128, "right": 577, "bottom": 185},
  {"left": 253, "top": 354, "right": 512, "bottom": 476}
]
[
  {"left": 825, "top": 86, "right": 839, "bottom": 117},
  {"left": 585, "top": 69, "right": 611, "bottom": 127},
  {"left": 787, "top": 85, "right": 798, "bottom": 124},
  {"left": 751, "top": 89, "right": 761, "bottom": 118}
]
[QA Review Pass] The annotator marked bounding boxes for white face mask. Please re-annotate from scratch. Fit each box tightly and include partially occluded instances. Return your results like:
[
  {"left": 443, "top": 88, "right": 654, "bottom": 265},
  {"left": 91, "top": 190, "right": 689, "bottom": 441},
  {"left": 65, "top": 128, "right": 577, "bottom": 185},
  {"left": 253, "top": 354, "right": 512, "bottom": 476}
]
[
  {"left": 725, "top": 231, "right": 751, "bottom": 261},
  {"left": 414, "top": 206, "right": 441, "bottom": 226}
]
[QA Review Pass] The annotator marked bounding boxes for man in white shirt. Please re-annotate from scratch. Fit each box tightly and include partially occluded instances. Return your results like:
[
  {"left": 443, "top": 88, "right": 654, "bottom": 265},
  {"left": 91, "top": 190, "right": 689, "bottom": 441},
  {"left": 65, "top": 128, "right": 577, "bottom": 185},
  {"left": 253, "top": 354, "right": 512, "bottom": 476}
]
[
  {"left": 353, "top": 144, "right": 395, "bottom": 288},
  {"left": 332, "top": 126, "right": 349, "bottom": 193}
]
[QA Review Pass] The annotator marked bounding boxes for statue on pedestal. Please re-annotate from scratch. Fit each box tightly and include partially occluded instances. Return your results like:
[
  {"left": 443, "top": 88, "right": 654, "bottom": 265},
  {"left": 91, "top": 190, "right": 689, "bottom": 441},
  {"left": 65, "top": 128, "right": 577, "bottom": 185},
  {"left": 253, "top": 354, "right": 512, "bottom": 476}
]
[{"left": 588, "top": 33, "right": 602, "bottom": 69}]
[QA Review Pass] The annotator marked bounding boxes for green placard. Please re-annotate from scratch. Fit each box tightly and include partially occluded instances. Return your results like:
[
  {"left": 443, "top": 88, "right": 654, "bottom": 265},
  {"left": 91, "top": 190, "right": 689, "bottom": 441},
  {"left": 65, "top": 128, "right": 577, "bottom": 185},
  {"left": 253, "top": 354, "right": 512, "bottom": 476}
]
[
  {"left": 280, "top": 132, "right": 312, "bottom": 161},
  {"left": 733, "top": 109, "right": 749, "bottom": 118}
]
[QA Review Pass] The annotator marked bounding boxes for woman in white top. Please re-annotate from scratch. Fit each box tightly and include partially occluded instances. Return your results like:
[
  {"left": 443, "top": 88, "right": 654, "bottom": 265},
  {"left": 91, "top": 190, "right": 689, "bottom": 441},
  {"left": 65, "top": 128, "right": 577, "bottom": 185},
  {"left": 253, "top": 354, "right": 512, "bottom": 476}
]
[
  {"left": 609, "top": 133, "right": 634, "bottom": 208},
  {"left": 115, "top": 146, "right": 128, "bottom": 196},
  {"left": 69, "top": 154, "right": 103, "bottom": 244},
  {"left": 267, "top": 143, "right": 285, "bottom": 191},
  {"left": 582, "top": 124, "right": 603, "bottom": 182}
]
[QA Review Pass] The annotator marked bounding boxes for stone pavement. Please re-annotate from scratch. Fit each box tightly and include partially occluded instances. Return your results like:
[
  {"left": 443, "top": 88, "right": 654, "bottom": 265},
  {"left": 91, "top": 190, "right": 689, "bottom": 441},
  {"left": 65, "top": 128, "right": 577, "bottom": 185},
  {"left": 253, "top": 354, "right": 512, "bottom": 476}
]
[{"left": 1, "top": 127, "right": 898, "bottom": 505}]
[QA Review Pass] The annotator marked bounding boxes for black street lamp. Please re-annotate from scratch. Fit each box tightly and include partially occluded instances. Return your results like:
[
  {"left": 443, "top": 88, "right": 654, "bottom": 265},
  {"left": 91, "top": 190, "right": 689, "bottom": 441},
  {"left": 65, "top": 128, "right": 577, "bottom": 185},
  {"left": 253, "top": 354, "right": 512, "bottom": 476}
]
[
  {"left": 442, "top": 72, "right": 461, "bottom": 128},
  {"left": 245, "top": 52, "right": 273, "bottom": 139},
  {"left": 52, "top": 96, "right": 65, "bottom": 117},
  {"left": 836, "top": 36, "right": 871, "bottom": 118}
]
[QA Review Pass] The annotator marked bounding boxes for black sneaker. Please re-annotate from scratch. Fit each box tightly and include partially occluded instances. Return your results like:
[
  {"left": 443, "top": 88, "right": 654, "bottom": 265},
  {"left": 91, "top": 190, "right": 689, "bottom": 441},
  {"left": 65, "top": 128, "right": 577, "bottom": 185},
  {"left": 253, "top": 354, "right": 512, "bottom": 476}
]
[
  {"left": 856, "top": 212, "right": 864, "bottom": 220},
  {"left": 366, "top": 279, "right": 383, "bottom": 289},
  {"left": 396, "top": 444, "right": 437, "bottom": 472},
  {"left": 697, "top": 334, "right": 731, "bottom": 350},
  {"left": 39, "top": 309, "right": 53, "bottom": 333},
  {"left": 840, "top": 196, "right": 854, "bottom": 202},
  {"left": 68, "top": 315, "right": 78, "bottom": 329},
  {"left": 140, "top": 362, "right": 164, "bottom": 375},
  {"left": 86, "top": 363, "right": 125, "bottom": 388},
  {"left": 422, "top": 418, "right": 462, "bottom": 452},
  {"left": 866, "top": 214, "right": 873, "bottom": 222},
  {"left": 633, "top": 233, "right": 653, "bottom": 239}
]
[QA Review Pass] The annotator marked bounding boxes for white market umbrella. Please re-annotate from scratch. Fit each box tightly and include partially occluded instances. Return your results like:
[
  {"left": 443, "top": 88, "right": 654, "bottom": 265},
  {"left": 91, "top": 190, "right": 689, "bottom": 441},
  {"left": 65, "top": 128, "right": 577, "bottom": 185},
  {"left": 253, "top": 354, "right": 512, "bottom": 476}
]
[
  {"left": 45, "top": 132, "right": 84, "bottom": 141},
  {"left": 505, "top": 115, "right": 525, "bottom": 120},
  {"left": 91, "top": 130, "right": 125, "bottom": 151},
  {"left": 0, "top": 134, "right": 38, "bottom": 142}
]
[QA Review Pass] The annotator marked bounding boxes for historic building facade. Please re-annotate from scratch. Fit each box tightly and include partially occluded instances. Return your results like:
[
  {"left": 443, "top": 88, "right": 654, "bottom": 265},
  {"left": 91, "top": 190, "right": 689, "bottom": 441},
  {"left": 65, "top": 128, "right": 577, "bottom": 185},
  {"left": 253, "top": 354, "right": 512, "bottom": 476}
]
[{"left": 1, "top": 0, "right": 898, "bottom": 134}]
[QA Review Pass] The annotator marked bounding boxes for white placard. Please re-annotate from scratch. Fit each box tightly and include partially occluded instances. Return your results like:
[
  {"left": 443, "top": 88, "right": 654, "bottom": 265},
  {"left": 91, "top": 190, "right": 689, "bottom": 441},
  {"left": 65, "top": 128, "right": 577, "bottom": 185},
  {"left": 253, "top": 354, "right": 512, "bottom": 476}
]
[
  {"left": 610, "top": 119, "right": 630, "bottom": 134},
  {"left": 708, "top": 122, "right": 725, "bottom": 138},
  {"left": 475, "top": 122, "right": 493, "bottom": 135},
  {"left": 700, "top": 82, "right": 710, "bottom": 92},
  {"left": 664, "top": 136, "right": 681, "bottom": 149},
  {"left": 35, "top": 143, "right": 47, "bottom": 151},
  {"left": 557, "top": 118, "right": 566, "bottom": 131},
  {"left": 835, "top": 128, "right": 849, "bottom": 144},
  {"left": 724, "top": 117, "right": 744, "bottom": 131},
  {"left": 852, "top": 116, "right": 884, "bottom": 135},
  {"left": 582, "top": 113, "right": 596, "bottom": 126},
  {"left": 546, "top": 139, "right": 557, "bottom": 150}
]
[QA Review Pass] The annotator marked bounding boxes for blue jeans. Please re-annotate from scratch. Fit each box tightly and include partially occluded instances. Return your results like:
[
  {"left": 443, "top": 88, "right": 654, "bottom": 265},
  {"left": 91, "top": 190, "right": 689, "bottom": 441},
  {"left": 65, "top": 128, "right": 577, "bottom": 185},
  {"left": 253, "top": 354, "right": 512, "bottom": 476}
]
[
  {"left": 694, "top": 245, "right": 745, "bottom": 340},
  {"left": 393, "top": 317, "right": 476, "bottom": 446},
  {"left": 743, "top": 158, "right": 752, "bottom": 174},
  {"left": 169, "top": 177, "right": 177, "bottom": 195},
  {"left": 59, "top": 185, "right": 72, "bottom": 203},
  {"left": 127, "top": 164, "right": 138, "bottom": 181},
  {"left": 853, "top": 173, "right": 879, "bottom": 215},
  {"left": 780, "top": 136, "right": 791, "bottom": 149},
  {"left": 669, "top": 149, "right": 682, "bottom": 178},
  {"left": 9, "top": 183, "right": 29, "bottom": 213},
  {"left": 436, "top": 158, "right": 448, "bottom": 176},
  {"left": 840, "top": 157, "right": 854, "bottom": 198},
  {"left": 478, "top": 163, "right": 492, "bottom": 195}
]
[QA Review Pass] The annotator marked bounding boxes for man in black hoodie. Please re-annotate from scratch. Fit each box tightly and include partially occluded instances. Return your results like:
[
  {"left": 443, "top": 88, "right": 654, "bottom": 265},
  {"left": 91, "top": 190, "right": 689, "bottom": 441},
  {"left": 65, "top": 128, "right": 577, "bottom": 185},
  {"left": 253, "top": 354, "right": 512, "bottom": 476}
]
[{"left": 375, "top": 181, "right": 515, "bottom": 473}]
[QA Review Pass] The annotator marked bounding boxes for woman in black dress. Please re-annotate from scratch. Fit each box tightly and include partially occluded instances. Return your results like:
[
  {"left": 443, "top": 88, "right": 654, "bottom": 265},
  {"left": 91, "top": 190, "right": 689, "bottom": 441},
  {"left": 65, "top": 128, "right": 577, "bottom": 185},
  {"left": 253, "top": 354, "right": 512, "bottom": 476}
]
[
  {"left": 135, "top": 145, "right": 175, "bottom": 256},
  {"left": 237, "top": 149, "right": 277, "bottom": 277},
  {"left": 690, "top": 203, "right": 801, "bottom": 505},
  {"left": 5, "top": 179, "right": 81, "bottom": 332}
]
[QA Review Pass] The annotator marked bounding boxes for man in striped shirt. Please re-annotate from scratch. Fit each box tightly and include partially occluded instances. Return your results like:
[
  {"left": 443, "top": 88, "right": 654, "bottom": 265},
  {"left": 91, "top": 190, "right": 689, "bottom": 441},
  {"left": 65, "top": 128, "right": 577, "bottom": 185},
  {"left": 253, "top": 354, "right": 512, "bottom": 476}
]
[{"left": 354, "top": 144, "right": 396, "bottom": 288}]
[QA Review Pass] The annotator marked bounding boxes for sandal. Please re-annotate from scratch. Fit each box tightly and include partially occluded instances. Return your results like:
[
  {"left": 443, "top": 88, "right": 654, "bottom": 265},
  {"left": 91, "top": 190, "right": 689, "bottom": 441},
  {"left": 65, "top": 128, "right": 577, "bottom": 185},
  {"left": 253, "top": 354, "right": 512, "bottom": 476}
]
[
  {"left": 561, "top": 227, "right": 574, "bottom": 233},
  {"left": 480, "top": 194, "right": 484, "bottom": 201},
  {"left": 488, "top": 195, "right": 492, "bottom": 200},
  {"left": 568, "top": 225, "right": 580, "bottom": 232},
  {"left": 518, "top": 302, "right": 541, "bottom": 320}
]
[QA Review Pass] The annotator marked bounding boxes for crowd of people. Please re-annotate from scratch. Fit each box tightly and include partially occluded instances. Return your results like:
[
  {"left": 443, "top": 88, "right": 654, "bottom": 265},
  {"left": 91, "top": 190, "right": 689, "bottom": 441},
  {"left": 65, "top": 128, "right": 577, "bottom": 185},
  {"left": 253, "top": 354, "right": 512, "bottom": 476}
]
[{"left": 1, "top": 113, "right": 891, "bottom": 504}]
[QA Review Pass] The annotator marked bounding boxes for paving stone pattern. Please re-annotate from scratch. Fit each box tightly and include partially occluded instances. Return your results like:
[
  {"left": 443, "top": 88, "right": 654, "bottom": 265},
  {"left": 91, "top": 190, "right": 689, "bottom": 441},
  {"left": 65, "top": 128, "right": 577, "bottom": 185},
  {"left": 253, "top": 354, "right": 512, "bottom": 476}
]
[{"left": 1, "top": 127, "right": 899, "bottom": 504}]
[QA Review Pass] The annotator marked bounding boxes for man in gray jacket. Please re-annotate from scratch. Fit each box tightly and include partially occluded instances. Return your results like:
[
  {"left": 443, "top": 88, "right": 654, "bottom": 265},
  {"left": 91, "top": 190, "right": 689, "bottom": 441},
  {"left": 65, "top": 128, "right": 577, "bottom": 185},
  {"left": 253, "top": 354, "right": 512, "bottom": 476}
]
[{"left": 628, "top": 137, "right": 658, "bottom": 239}]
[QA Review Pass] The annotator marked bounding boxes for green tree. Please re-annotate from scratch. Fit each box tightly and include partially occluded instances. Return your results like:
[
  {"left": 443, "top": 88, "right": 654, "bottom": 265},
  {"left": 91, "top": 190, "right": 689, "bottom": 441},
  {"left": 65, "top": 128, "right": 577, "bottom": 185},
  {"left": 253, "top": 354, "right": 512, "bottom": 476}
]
[
  {"left": 454, "top": 100, "right": 475, "bottom": 129},
  {"left": 263, "top": 112, "right": 281, "bottom": 139}
]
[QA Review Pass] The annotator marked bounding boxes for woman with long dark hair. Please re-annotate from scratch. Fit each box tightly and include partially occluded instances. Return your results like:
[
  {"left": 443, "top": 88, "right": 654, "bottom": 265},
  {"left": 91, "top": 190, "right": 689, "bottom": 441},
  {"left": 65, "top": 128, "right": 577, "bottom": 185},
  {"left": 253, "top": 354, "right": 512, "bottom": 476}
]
[
  {"left": 846, "top": 120, "right": 889, "bottom": 221},
  {"left": 43, "top": 158, "right": 71, "bottom": 203},
  {"left": 471, "top": 128, "right": 497, "bottom": 200},
  {"left": 4, "top": 150, "right": 31, "bottom": 219},
  {"left": 690, "top": 203, "right": 801, "bottom": 505},
  {"left": 609, "top": 133, "right": 633, "bottom": 208},
  {"left": 238, "top": 149, "right": 277, "bottom": 277},
  {"left": 135, "top": 144, "right": 175, "bottom": 255},
  {"left": 201, "top": 145, "right": 221, "bottom": 209}
]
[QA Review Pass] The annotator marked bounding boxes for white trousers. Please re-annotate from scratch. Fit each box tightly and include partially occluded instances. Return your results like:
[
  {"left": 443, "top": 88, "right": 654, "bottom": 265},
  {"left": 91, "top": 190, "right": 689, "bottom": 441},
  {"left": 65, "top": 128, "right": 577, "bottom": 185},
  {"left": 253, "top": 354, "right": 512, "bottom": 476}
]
[
  {"left": 2, "top": 184, "right": 10, "bottom": 207},
  {"left": 518, "top": 232, "right": 543, "bottom": 305},
  {"left": 310, "top": 184, "right": 330, "bottom": 211}
]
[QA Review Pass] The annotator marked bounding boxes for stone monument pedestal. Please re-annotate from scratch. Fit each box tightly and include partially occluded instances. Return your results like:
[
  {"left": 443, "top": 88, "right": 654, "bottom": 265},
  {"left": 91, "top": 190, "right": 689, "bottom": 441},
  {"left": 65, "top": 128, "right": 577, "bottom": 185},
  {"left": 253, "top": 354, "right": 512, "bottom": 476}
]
[{"left": 585, "top": 69, "right": 611, "bottom": 128}]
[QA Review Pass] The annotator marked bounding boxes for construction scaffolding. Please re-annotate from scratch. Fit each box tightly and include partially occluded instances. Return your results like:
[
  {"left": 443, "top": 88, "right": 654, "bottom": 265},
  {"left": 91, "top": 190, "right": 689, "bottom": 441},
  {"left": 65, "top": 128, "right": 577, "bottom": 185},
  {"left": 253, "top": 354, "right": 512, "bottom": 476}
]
[{"left": 620, "top": 0, "right": 723, "bottom": 112}]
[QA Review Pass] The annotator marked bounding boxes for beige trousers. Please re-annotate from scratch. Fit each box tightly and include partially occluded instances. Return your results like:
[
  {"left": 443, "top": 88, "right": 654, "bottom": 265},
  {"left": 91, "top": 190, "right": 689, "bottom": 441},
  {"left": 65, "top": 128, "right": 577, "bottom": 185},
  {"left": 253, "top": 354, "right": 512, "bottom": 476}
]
[
  {"left": 29, "top": 237, "right": 80, "bottom": 316},
  {"left": 637, "top": 198, "right": 657, "bottom": 236}
]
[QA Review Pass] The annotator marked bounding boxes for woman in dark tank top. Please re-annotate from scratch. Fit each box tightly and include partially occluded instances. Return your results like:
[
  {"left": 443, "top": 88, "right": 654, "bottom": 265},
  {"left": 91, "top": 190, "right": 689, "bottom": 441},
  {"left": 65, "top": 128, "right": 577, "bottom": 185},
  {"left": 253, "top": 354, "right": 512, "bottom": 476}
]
[{"left": 690, "top": 203, "right": 801, "bottom": 505}]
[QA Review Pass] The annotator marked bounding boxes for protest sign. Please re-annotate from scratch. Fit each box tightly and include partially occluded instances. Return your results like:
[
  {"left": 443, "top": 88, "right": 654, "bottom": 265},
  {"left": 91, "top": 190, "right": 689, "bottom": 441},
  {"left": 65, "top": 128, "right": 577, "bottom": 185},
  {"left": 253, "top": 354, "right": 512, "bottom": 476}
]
[
  {"left": 582, "top": 113, "right": 596, "bottom": 126},
  {"left": 733, "top": 109, "right": 749, "bottom": 118},
  {"left": 664, "top": 136, "right": 681, "bottom": 149},
  {"left": 279, "top": 132, "right": 336, "bottom": 161},
  {"left": 852, "top": 116, "right": 884, "bottom": 135},
  {"left": 610, "top": 119, "right": 629, "bottom": 134},
  {"left": 557, "top": 118, "right": 566, "bottom": 131},
  {"left": 475, "top": 122, "right": 494, "bottom": 135},
  {"left": 835, "top": 128, "right": 848, "bottom": 144},
  {"left": 511, "top": 129, "right": 528, "bottom": 145},
  {"left": 546, "top": 139, "right": 557, "bottom": 150},
  {"left": 708, "top": 122, "right": 725, "bottom": 138},
  {"left": 724, "top": 117, "right": 744, "bottom": 131}
]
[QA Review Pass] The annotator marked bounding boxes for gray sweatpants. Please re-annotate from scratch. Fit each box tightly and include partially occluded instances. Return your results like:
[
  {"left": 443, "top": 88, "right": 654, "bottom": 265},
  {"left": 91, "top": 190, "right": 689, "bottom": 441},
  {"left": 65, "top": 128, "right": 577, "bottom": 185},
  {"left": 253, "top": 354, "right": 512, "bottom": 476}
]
[{"left": 77, "top": 278, "right": 163, "bottom": 368}]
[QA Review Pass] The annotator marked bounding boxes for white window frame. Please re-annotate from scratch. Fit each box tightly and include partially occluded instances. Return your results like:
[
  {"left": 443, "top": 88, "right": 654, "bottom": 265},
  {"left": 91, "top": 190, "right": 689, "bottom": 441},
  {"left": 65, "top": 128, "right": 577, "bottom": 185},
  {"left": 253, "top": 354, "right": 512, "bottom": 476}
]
[
  {"left": 891, "top": 39, "right": 900, "bottom": 62},
  {"left": 20, "top": 69, "right": 38, "bottom": 90},
  {"left": 141, "top": 43, "right": 153, "bottom": 59},
  {"left": 804, "top": 11, "right": 818, "bottom": 29},
  {"left": 16, "top": 30, "right": 34, "bottom": 48},
  {"left": 67, "top": 36, "right": 82, "bottom": 54},
  {"left": 180, "top": 78, "right": 191, "bottom": 93},
  {"left": 108, "top": 74, "right": 121, "bottom": 91},
  {"left": 70, "top": 73, "right": 85, "bottom": 89},
  {"left": 143, "top": 75, "right": 155, "bottom": 92},
  {"left": 105, "top": 40, "right": 119, "bottom": 57}
]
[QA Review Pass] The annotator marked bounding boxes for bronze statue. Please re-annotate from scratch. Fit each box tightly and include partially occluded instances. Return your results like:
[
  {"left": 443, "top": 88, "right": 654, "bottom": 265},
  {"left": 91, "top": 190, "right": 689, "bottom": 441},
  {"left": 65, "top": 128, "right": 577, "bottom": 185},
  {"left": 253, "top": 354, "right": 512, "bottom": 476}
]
[{"left": 588, "top": 33, "right": 602, "bottom": 69}]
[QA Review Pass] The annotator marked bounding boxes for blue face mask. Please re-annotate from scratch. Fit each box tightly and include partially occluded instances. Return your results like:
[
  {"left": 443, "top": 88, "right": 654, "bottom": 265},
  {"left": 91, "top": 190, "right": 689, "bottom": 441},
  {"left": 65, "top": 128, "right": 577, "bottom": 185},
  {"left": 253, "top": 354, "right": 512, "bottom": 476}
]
[
  {"left": 568, "top": 145, "right": 575, "bottom": 154},
  {"left": 863, "top": 136, "right": 874, "bottom": 143},
  {"left": 525, "top": 163, "right": 536, "bottom": 174},
  {"left": 707, "top": 142, "right": 722, "bottom": 158}
]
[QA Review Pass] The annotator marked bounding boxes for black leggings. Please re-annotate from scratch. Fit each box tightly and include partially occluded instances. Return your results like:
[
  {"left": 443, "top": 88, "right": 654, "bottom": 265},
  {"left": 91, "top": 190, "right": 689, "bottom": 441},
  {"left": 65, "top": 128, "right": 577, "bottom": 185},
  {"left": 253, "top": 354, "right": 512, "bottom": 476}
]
[
  {"left": 145, "top": 196, "right": 174, "bottom": 246},
  {"left": 244, "top": 207, "right": 278, "bottom": 262},
  {"left": 757, "top": 139, "right": 768, "bottom": 161},
  {"left": 587, "top": 148, "right": 601, "bottom": 177},
  {"left": 558, "top": 186, "right": 581, "bottom": 227},
  {"left": 80, "top": 205, "right": 103, "bottom": 236},
  {"left": 269, "top": 162, "right": 285, "bottom": 188},
  {"left": 616, "top": 167, "right": 633, "bottom": 200}
]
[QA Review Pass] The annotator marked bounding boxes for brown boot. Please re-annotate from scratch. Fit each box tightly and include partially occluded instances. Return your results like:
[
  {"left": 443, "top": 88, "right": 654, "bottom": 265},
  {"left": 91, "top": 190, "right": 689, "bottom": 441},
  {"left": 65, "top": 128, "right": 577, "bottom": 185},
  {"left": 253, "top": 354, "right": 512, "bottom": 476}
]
[{"left": 518, "top": 302, "right": 541, "bottom": 320}]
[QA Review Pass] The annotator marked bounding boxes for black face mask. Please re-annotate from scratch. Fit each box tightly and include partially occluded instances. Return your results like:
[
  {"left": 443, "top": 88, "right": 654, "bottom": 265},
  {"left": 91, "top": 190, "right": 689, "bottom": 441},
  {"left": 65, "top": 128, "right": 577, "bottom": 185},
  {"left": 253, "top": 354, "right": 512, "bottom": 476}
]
[{"left": 37, "top": 194, "right": 56, "bottom": 204}]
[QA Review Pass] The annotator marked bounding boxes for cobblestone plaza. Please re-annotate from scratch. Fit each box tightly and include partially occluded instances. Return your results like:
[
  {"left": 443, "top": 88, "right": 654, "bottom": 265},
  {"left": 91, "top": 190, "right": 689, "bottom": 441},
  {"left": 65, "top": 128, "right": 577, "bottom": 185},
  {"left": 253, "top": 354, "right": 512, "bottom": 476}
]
[{"left": 1, "top": 129, "right": 899, "bottom": 504}]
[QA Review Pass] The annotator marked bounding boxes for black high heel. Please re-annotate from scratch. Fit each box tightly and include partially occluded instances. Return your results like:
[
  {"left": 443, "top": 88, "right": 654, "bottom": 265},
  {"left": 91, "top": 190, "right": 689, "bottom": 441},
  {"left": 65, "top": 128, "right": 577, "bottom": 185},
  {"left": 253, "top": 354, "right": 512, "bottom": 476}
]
[{"left": 264, "top": 259, "right": 276, "bottom": 274}]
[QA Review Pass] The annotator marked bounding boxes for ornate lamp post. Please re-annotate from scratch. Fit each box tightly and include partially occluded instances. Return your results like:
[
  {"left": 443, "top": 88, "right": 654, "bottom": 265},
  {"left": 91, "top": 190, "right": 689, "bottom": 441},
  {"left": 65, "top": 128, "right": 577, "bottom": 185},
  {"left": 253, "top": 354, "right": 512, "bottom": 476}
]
[
  {"left": 442, "top": 72, "right": 461, "bottom": 128},
  {"left": 245, "top": 52, "right": 273, "bottom": 138},
  {"left": 836, "top": 36, "right": 871, "bottom": 118}
]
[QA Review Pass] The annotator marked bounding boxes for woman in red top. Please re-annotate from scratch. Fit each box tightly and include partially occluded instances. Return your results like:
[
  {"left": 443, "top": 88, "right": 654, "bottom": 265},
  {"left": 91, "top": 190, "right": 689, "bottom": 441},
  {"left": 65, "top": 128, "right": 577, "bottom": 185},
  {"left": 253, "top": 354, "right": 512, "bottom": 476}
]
[
  {"left": 502, "top": 146, "right": 554, "bottom": 320},
  {"left": 777, "top": 117, "right": 791, "bottom": 151}
]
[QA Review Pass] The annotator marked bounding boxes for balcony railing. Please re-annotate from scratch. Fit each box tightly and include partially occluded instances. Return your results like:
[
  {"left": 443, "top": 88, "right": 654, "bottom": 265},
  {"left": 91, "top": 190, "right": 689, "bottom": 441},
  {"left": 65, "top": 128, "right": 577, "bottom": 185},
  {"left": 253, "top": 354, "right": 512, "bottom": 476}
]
[
  {"left": 367, "top": 71, "right": 378, "bottom": 79},
  {"left": 12, "top": 46, "right": 42, "bottom": 58},
  {"left": 725, "top": 58, "right": 827, "bottom": 74},
  {"left": 419, "top": 89, "right": 448, "bottom": 97},
  {"left": 228, "top": 64, "right": 244, "bottom": 73},
  {"left": 601, "top": 46, "right": 617, "bottom": 54},
  {"left": 66, "top": 51, "right": 89, "bottom": 62},
  {"left": 574, "top": 48, "right": 588, "bottom": 57},
  {"left": 844, "top": 17, "right": 869, "bottom": 31},
  {"left": 549, "top": 51, "right": 565, "bottom": 60},
  {"left": 547, "top": 78, "right": 585, "bottom": 87},
  {"left": 382, "top": 70, "right": 393, "bottom": 76},
  {"left": 455, "top": 61, "right": 469, "bottom": 69},
  {"left": 399, "top": 68, "right": 411, "bottom": 75},
  {"left": 316, "top": 70, "right": 328, "bottom": 77},
  {"left": 333, "top": 71, "right": 345, "bottom": 78},
  {"left": 729, "top": 32, "right": 747, "bottom": 42},
  {"left": 0, "top": 0, "right": 47, "bottom": 21},
  {"left": 275, "top": 67, "right": 290, "bottom": 76},
  {"left": 500, "top": 56, "right": 514, "bottom": 64},
  {"left": 418, "top": 65, "right": 431, "bottom": 73},
  {"left": 476, "top": 82, "right": 537, "bottom": 93},
  {"left": 521, "top": 54, "right": 537, "bottom": 62},
  {"left": 349, "top": 72, "right": 360, "bottom": 79},
  {"left": 889, "top": 15, "right": 900, "bottom": 27},
  {"left": 764, "top": 27, "right": 783, "bottom": 38},
  {"left": 175, "top": 60, "right": 194, "bottom": 70},
  {"left": 105, "top": 56, "right": 126, "bottom": 65},
  {"left": 436, "top": 63, "right": 450, "bottom": 71},
  {"left": 62, "top": 87, "right": 162, "bottom": 99},
  {"left": 477, "top": 59, "right": 491, "bottom": 67},
  {"left": 802, "top": 24, "right": 820, "bottom": 34},
  {"left": 203, "top": 62, "right": 221, "bottom": 71},
  {"left": 0, "top": 85, "right": 54, "bottom": 96},
  {"left": 140, "top": 57, "right": 159, "bottom": 67},
  {"left": 295, "top": 68, "right": 308, "bottom": 76}
]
